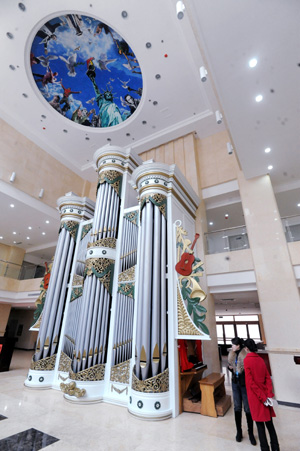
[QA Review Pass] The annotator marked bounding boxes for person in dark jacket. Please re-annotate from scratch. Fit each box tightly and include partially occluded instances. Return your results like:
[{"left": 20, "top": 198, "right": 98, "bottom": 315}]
[
  {"left": 244, "top": 339, "right": 280, "bottom": 451},
  {"left": 228, "top": 337, "right": 256, "bottom": 445}
]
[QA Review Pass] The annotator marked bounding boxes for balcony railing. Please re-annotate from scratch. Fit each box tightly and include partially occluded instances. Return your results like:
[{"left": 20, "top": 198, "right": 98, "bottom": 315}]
[
  {"left": 0, "top": 259, "right": 47, "bottom": 281},
  {"left": 205, "top": 225, "right": 249, "bottom": 255}
]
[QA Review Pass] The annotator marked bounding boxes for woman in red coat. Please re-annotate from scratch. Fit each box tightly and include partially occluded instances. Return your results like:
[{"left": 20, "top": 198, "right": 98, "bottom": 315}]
[{"left": 244, "top": 339, "right": 280, "bottom": 451}]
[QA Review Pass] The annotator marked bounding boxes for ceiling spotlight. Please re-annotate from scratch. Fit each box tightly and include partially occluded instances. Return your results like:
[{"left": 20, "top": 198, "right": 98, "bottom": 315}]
[
  {"left": 9, "top": 171, "right": 16, "bottom": 183},
  {"left": 264, "top": 147, "right": 271, "bottom": 153},
  {"left": 249, "top": 58, "right": 257, "bottom": 68},
  {"left": 39, "top": 188, "right": 44, "bottom": 198},
  {"left": 46, "top": 220, "right": 50, "bottom": 224},
  {"left": 26, "top": 237, "right": 30, "bottom": 240},
  {"left": 209, "top": 222, "right": 213, "bottom": 225},
  {"left": 0, "top": 236, "right": 3, "bottom": 240},
  {"left": 42, "top": 232, "right": 46, "bottom": 235},
  {"left": 297, "top": 203, "right": 300, "bottom": 207},
  {"left": 13, "top": 232, "right": 17, "bottom": 235},
  {"left": 227, "top": 142, "right": 233, "bottom": 155},
  {"left": 176, "top": 1, "right": 185, "bottom": 19},
  {"left": 121, "top": 10, "right": 128, "bottom": 18},
  {"left": 200, "top": 66, "right": 208, "bottom": 82},
  {"left": 28, "top": 226, "right": 32, "bottom": 230},
  {"left": 268, "top": 165, "right": 273, "bottom": 170},
  {"left": 255, "top": 94, "right": 263, "bottom": 102},
  {"left": 10, "top": 204, "right": 15, "bottom": 208},
  {"left": 215, "top": 110, "right": 223, "bottom": 124}
]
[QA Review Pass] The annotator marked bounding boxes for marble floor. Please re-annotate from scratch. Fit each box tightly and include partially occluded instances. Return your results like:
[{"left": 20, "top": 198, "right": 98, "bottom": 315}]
[{"left": 0, "top": 350, "right": 299, "bottom": 450}]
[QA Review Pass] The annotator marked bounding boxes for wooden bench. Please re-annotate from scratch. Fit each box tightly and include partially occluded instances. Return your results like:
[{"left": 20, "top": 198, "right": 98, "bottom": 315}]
[{"left": 199, "top": 372, "right": 231, "bottom": 418}]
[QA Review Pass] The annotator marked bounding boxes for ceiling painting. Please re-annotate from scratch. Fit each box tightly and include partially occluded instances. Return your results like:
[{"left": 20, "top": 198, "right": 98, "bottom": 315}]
[{"left": 30, "top": 14, "right": 143, "bottom": 128}]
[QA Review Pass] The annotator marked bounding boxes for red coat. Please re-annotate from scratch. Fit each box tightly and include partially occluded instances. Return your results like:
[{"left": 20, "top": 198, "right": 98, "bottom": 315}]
[{"left": 244, "top": 352, "right": 276, "bottom": 422}]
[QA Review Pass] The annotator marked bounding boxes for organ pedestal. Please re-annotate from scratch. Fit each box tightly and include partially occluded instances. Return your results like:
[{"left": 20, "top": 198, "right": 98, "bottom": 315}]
[{"left": 25, "top": 145, "right": 211, "bottom": 419}]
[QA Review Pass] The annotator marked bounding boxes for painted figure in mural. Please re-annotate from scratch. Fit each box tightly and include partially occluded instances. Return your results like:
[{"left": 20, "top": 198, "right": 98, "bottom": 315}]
[
  {"left": 121, "top": 94, "right": 140, "bottom": 119},
  {"left": 87, "top": 72, "right": 123, "bottom": 127},
  {"left": 71, "top": 103, "right": 96, "bottom": 126},
  {"left": 36, "top": 20, "right": 62, "bottom": 54},
  {"left": 64, "top": 14, "right": 83, "bottom": 36},
  {"left": 59, "top": 79, "right": 81, "bottom": 112},
  {"left": 33, "top": 67, "right": 58, "bottom": 87},
  {"left": 49, "top": 95, "right": 63, "bottom": 114},
  {"left": 59, "top": 53, "right": 84, "bottom": 77}
]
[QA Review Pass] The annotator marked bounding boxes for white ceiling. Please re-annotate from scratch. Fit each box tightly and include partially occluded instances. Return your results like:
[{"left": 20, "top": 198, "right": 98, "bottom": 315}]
[{"left": 0, "top": 0, "right": 299, "bottom": 270}]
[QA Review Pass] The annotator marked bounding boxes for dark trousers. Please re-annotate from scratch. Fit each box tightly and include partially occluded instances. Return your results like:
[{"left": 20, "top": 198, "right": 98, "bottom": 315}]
[
  {"left": 256, "top": 419, "right": 279, "bottom": 451},
  {"left": 232, "top": 381, "right": 250, "bottom": 413}
]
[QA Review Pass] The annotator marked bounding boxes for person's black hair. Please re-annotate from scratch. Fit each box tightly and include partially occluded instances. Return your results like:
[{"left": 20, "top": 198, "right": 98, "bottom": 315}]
[
  {"left": 245, "top": 338, "right": 257, "bottom": 352},
  {"left": 231, "top": 337, "right": 244, "bottom": 347}
]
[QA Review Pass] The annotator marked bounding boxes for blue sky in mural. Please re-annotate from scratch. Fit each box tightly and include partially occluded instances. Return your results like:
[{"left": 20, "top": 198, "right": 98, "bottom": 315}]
[{"left": 30, "top": 14, "right": 143, "bottom": 128}]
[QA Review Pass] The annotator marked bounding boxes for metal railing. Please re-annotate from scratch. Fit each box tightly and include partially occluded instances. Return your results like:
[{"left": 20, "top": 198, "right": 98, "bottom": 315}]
[
  {"left": 204, "top": 225, "right": 249, "bottom": 255},
  {"left": 281, "top": 214, "right": 300, "bottom": 243},
  {"left": 0, "top": 259, "right": 47, "bottom": 281}
]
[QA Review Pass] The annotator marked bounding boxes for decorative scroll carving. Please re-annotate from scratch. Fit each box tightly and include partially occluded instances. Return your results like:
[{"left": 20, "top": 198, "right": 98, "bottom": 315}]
[
  {"left": 60, "top": 221, "right": 79, "bottom": 240},
  {"left": 84, "top": 258, "right": 115, "bottom": 293},
  {"left": 69, "top": 364, "right": 106, "bottom": 381},
  {"left": 132, "top": 367, "right": 169, "bottom": 393},
  {"left": 110, "top": 360, "right": 130, "bottom": 384},
  {"left": 70, "top": 287, "right": 83, "bottom": 302},
  {"left": 141, "top": 193, "right": 167, "bottom": 218},
  {"left": 60, "top": 381, "right": 86, "bottom": 398},
  {"left": 177, "top": 287, "right": 204, "bottom": 336},
  {"left": 72, "top": 274, "right": 83, "bottom": 287},
  {"left": 98, "top": 170, "right": 122, "bottom": 196},
  {"left": 118, "top": 283, "right": 135, "bottom": 299},
  {"left": 30, "top": 354, "right": 56, "bottom": 371},
  {"left": 124, "top": 210, "right": 139, "bottom": 225},
  {"left": 58, "top": 352, "right": 72, "bottom": 373},
  {"left": 81, "top": 223, "right": 93, "bottom": 240},
  {"left": 88, "top": 238, "right": 117, "bottom": 249},
  {"left": 176, "top": 225, "right": 209, "bottom": 336},
  {"left": 118, "top": 266, "right": 135, "bottom": 282}
]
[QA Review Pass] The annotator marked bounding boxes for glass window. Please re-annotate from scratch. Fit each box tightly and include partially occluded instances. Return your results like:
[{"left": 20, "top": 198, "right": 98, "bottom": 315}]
[
  {"left": 219, "top": 316, "right": 234, "bottom": 322},
  {"left": 217, "top": 325, "right": 224, "bottom": 344},
  {"left": 234, "top": 315, "right": 258, "bottom": 322},
  {"left": 248, "top": 324, "right": 260, "bottom": 340},
  {"left": 224, "top": 324, "right": 235, "bottom": 341},
  {"left": 236, "top": 324, "right": 247, "bottom": 338}
]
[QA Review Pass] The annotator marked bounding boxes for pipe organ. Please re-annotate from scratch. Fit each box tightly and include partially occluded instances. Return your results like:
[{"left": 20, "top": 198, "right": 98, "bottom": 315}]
[{"left": 25, "top": 145, "right": 210, "bottom": 419}]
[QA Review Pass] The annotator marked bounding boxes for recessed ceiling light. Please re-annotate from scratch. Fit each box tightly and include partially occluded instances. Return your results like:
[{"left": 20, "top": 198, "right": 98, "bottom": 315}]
[
  {"left": 297, "top": 203, "right": 300, "bottom": 207},
  {"left": 265, "top": 147, "right": 271, "bottom": 153},
  {"left": 268, "top": 165, "right": 273, "bottom": 170},
  {"left": 255, "top": 94, "right": 263, "bottom": 102},
  {"left": 10, "top": 204, "right": 14, "bottom": 208},
  {"left": 28, "top": 226, "right": 32, "bottom": 230},
  {"left": 249, "top": 58, "right": 257, "bottom": 68},
  {"left": 209, "top": 222, "right": 213, "bottom": 225},
  {"left": 13, "top": 240, "right": 17, "bottom": 244},
  {"left": 42, "top": 232, "right": 46, "bottom": 235},
  {"left": 45, "top": 220, "right": 50, "bottom": 224},
  {"left": 13, "top": 232, "right": 16, "bottom": 235},
  {"left": 26, "top": 237, "right": 30, "bottom": 240},
  {"left": 0, "top": 236, "right": 3, "bottom": 239}
]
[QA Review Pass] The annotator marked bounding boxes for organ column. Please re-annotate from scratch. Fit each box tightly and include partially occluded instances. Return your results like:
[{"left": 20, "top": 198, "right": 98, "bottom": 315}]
[{"left": 25, "top": 193, "right": 95, "bottom": 388}]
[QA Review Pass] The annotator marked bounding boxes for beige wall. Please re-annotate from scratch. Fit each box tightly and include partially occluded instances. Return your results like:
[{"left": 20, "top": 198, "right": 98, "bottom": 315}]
[
  {"left": 0, "top": 304, "right": 11, "bottom": 336},
  {"left": 140, "top": 130, "right": 240, "bottom": 190},
  {"left": 0, "top": 118, "right": 92, "bottom": 209}
]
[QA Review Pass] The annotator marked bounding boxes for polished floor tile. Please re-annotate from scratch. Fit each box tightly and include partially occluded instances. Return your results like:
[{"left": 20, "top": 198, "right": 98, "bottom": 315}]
[
  {"left": 0, "top": 428, "right": 59, "bottom": 451},
  {"left": 0, "top": 350, "right": 299, "bottom": 450}
]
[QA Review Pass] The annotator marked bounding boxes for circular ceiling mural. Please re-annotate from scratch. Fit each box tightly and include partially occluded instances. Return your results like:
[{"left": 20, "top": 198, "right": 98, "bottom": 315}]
[{"left": 30, "top": 14, "right": 143, "bottom": 128}]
